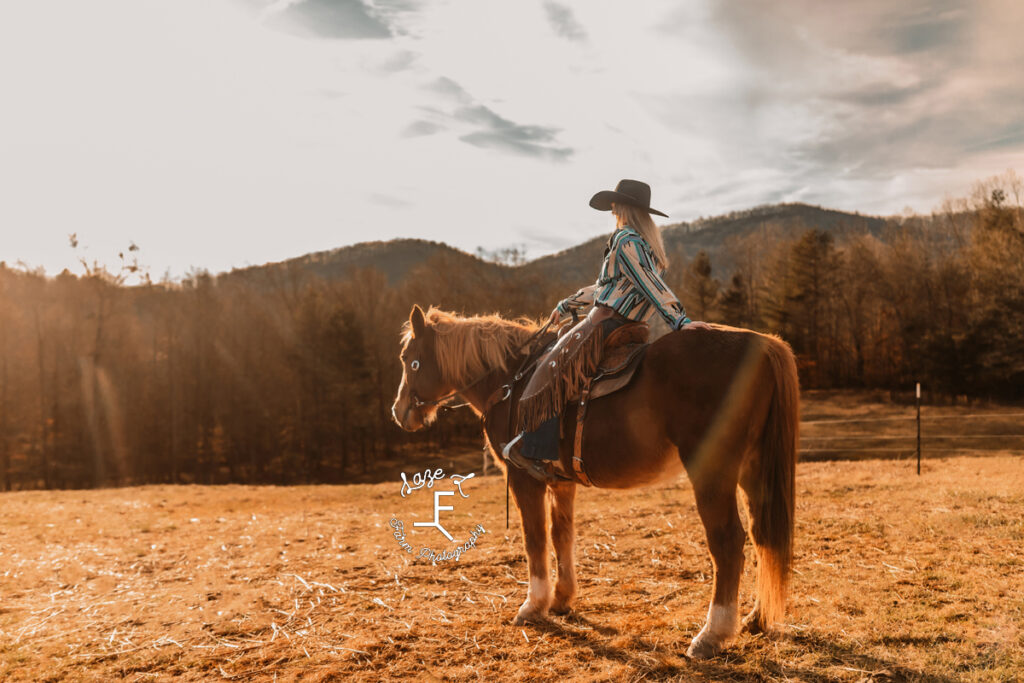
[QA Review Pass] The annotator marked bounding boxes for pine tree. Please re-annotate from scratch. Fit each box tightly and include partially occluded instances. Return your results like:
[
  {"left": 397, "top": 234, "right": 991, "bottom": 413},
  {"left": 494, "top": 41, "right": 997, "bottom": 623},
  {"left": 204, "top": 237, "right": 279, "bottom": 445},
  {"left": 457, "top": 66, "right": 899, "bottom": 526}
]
[
  {"left": 719, "top": 273, "right": 751, "bottom": 328},
  {"left": 681, "top": 250, "right": 720, "bottom": 322}
]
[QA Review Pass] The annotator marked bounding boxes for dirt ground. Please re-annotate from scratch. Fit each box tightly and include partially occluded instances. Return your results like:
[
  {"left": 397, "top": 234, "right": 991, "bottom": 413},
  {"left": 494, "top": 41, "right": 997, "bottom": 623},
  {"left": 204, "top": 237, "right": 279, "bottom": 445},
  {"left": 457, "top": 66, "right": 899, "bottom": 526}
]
[{"left": 1, "top": 397, "right": 1023, "bottom": 681}]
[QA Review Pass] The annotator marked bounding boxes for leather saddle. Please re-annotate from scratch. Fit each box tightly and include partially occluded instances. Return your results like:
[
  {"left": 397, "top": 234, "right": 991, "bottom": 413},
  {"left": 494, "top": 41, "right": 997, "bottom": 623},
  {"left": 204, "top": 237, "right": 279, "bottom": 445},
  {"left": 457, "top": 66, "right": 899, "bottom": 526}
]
[
  {"left": 517, "top": 306, "right": 649, "bottom": 434},
  {"left": 485, "top": 313, "right": 652, "bottom": 487},
  {"left": 581, "top": 320, "right": 649, "bottom": 403}
]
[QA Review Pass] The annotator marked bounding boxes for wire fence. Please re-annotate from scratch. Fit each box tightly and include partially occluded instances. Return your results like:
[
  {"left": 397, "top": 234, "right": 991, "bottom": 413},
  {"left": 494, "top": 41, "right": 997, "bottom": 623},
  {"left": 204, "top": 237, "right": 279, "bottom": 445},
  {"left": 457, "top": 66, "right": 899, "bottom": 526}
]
[
  {"left": 802, "top": 412, "right": 1024, "bottom": 425},
  {"left": 799, "top": 409, "right": 1024, "bottom": 462}
]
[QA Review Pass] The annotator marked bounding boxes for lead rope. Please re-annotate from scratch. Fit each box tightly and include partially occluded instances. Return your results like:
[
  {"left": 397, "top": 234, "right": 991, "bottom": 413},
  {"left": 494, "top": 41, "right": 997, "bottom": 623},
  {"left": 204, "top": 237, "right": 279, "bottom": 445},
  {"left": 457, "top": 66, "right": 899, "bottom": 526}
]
[{"left": 505, "top": 362, "right": 519, "bottom": 530}]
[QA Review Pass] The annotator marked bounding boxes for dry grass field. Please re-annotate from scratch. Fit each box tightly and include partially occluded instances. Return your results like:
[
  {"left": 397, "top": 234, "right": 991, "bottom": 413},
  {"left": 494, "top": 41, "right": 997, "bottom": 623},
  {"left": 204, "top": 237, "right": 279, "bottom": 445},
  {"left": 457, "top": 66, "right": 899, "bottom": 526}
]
[{"left": 1, "top": 394, "right": 1022, "bottom": 682}]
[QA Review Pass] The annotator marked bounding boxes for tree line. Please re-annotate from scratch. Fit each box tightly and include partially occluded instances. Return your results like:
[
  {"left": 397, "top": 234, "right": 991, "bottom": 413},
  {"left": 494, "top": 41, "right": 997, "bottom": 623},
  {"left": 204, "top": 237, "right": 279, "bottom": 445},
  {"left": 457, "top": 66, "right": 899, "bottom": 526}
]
[
  {"left": 668, "top": 173, "right": 1023, "bottom": 398},
  {"left": 0, "top": 173, "right": 1020, "bottom": 489}
]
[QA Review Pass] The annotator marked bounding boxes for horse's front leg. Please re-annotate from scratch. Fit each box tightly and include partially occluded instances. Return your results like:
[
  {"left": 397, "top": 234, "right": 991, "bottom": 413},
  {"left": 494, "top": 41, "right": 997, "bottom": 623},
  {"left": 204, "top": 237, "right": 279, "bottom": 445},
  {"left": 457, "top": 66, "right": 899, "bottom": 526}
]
[
  {"left": 548, "top": 481, "right": 578, "bottom": 614},
  {"left": 509, "top": 468, "right": 551, "bottom": 624}
]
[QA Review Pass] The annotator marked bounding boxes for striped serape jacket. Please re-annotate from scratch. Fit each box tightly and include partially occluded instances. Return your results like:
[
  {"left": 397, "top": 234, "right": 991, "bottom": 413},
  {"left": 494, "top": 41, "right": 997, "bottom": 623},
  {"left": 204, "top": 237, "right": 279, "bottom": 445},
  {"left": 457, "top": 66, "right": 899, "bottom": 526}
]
[{"left": 555, "top": 226, "right": 692, "bottom": 328}]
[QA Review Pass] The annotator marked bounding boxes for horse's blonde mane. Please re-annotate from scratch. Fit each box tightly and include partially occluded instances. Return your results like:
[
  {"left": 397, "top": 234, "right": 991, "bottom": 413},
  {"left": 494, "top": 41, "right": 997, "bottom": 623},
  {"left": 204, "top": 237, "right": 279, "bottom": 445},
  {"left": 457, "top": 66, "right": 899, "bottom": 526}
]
[{"left": 402, "top": 308, "right": 541, "bottom": 385}]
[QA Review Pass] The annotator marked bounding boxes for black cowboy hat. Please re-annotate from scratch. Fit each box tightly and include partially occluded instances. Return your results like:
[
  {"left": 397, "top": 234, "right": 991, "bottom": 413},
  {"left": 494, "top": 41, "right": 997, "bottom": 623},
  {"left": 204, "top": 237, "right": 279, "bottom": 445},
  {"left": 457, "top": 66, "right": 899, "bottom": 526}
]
[{"left": 589, "top": 179, "right": 668, "bottom": 218}]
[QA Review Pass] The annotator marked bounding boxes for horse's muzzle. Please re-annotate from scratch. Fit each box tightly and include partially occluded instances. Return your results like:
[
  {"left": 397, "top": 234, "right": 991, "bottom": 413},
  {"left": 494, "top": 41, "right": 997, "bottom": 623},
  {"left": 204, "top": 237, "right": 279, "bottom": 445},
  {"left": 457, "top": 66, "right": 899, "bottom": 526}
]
[{"left": 391, "top": 399, "right": 423, "bottom": 432}]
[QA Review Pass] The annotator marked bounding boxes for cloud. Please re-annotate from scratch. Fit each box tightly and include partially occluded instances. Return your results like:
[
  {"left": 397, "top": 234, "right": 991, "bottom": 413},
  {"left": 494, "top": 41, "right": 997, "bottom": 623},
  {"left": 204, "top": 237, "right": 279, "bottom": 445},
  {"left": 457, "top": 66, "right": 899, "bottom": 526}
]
[
  {"left": 790, "top": 1, "right": 971, "bottom": 61},
  {"left": 426, "top": 76, "right": 472, "bottom": 103},
  {"left": 705, "top": 0, "right": 971, "bottom": 66},
  {"left": 797, "top": 93, "right": 1024, "bottom": 176},
  {"left": 401, "top": 120, "right": 444, "bottom": 137},
  {"left": 830, "top": 79, "right": 936, "bottom": 108},
  {"left": 372, "top": 0, "right": 421, "bottom": 13},
  {"left": 645, "top": 0, "right": 1024, "bottom": 215},
  {"left": 455, "top": 105, "right": 572, "bottom": 160},
  {"left": 411, "top": 77, "right": 573, "bottom": 160},
  {"left": 543, "top": 1, "right": 586, "bottom": 41},
  {"left": 371, "top": 49, "right": 418, "bottom": 73},
  {"left": 261, "top": 0, "right": 391, "bottom": 40}
]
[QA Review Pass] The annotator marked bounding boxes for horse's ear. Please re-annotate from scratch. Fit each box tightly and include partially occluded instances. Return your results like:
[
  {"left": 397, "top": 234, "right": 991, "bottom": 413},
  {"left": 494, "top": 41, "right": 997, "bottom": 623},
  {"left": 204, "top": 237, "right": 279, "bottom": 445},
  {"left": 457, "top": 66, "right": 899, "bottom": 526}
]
[{"left": 409, "top": 305, "right": 426, "bottom": 338}]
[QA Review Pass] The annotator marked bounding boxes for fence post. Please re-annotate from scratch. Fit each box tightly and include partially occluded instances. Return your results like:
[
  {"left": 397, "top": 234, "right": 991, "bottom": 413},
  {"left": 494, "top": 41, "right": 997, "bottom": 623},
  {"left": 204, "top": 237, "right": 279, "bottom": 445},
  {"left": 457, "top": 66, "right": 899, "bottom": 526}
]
[{"left": 916, "top": 382, "right": 921, "bottom": 475}]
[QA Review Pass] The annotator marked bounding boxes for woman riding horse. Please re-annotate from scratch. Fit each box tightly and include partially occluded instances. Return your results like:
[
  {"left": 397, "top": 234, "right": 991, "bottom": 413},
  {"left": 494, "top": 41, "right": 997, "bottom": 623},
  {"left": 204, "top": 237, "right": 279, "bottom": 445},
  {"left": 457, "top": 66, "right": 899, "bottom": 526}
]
[
  {"left": 504, "top": 179, "right": 710, "bottom": 479},
  {"left": 391, "top": 181, "right": 798, "bottom": 660}
]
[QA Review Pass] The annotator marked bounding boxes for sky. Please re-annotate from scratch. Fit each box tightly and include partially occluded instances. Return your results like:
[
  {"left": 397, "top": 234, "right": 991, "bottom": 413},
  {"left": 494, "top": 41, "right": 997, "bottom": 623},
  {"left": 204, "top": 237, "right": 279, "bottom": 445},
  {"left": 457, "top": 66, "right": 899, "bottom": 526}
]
[{"left": 2, "top": 0, "right": 1023, "bottom": 279}]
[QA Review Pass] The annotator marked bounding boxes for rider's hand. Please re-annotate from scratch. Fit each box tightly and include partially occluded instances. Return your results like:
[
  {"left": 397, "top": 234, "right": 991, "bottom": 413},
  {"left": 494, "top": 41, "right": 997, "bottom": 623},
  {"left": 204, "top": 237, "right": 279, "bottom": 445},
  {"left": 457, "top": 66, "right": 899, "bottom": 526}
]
[{"left": 549, "top": 309, "right": 561, "bottom": 325}]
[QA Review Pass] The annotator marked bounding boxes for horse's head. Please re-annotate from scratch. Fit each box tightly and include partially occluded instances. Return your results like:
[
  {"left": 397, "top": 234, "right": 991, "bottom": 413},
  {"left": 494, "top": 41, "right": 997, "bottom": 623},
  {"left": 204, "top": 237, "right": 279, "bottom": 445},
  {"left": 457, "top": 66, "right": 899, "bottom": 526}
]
[{"left": 391, "top": 304, "right": 451, "bottom": 431}]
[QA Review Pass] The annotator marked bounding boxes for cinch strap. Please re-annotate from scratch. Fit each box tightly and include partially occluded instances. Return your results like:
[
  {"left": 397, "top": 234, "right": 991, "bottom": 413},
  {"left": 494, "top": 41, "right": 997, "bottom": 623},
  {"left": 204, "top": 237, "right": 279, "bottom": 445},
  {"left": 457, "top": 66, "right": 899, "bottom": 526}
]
[{"left": 572, "top": 379, "right": 595, "bottom": 487}]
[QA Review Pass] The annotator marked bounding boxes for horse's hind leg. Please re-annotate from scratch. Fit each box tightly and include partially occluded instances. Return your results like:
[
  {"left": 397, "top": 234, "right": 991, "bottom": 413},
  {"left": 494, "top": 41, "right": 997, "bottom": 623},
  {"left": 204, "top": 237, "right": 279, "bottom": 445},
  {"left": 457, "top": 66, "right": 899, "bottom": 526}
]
[
  {"left": 509, "top": 469, "right": 552, "bottom": 624},
  {"left": 686, "top": 478, "right": 745, "bottom": 659},
  {"left": 548, "top": 482, "right": 578, "bottom": 614},
  {"left": 738, "top": 463, "right": 765, "bottom": 633}
]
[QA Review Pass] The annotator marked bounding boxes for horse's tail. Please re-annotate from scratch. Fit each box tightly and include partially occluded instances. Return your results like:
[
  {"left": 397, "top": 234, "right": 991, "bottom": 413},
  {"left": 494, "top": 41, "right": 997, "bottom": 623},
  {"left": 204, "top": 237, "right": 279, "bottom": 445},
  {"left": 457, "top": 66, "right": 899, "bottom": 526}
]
[{"left": 749, "top": 336, "right": 799, "bottom": 631}]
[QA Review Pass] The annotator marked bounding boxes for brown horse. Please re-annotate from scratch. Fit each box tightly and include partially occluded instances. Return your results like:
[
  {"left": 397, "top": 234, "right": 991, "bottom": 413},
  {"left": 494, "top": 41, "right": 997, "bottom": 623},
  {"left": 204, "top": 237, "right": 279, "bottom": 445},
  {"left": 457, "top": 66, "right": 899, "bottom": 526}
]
[{"left": 391, "top": 304, "right": 798, "bottom": 659}]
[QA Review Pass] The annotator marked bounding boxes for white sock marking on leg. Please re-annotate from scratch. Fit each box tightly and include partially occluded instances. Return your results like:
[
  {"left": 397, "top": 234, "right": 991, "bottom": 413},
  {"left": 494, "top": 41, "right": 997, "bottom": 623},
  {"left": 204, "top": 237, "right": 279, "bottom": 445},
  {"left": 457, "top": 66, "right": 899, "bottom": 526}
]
[
  {"left": 705, "top": 602, "right": 739, "bottom": 639},
  {"left": 529, "top": 574, "right": 550, "bottom": 603}
]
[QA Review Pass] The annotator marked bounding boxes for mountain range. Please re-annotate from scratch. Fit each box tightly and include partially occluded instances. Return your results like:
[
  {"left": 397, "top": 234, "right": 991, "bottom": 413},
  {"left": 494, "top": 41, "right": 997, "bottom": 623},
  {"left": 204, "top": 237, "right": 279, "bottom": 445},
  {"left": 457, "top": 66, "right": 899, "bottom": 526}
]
[{"left": 222, "top": 203, "right": 889, "bottom": 286}]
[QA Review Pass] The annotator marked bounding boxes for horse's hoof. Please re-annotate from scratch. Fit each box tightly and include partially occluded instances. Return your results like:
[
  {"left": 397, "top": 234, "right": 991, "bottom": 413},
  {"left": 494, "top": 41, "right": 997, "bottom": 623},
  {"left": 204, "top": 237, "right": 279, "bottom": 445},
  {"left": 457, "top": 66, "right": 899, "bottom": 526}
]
[
  {"left": 509, "top": 610, "right": 544, "bottom": 626},
  {"left": 513, "top": 608, "right": 548, "bottom": 625},
  {"left": 549, "top": 603, "right": 574, "bottom": 616},
  {"left": 549, "top": 590, "right": 576, "bottom": 615},
  {"left": 741, "top": 614, "right": 764, "bottom": 634},
  {"left": 685, "top": 638, "right": 721, "bottom": 660}
]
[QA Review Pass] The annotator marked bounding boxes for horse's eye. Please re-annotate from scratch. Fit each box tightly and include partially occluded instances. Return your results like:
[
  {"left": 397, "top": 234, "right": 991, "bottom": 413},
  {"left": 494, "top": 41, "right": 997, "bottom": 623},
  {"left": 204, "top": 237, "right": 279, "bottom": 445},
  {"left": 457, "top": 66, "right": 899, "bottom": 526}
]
[{"left": 410, "top": 360, "right": 420, "bottom": 371}]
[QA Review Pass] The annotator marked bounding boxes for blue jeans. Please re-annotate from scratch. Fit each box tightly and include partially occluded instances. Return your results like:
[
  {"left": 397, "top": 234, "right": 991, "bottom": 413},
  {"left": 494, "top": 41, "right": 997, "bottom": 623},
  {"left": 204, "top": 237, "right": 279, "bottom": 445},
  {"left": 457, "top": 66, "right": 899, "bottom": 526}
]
[{"left": 521, "top": 415, "right": 561, "bottom": 461}]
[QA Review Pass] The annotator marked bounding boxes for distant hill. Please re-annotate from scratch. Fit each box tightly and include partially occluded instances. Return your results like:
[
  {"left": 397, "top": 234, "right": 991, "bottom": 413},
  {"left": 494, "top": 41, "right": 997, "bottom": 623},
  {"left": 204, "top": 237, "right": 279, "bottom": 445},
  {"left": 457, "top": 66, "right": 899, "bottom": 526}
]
[
  {"left": 220, "top": 203, "right": 889, "bottom": 286},
  {"left": 222, "top": 238, "right": 484, "bottom": 286},
  {"left": 521, "top": 203, "right": 888, "bottom": 283}
]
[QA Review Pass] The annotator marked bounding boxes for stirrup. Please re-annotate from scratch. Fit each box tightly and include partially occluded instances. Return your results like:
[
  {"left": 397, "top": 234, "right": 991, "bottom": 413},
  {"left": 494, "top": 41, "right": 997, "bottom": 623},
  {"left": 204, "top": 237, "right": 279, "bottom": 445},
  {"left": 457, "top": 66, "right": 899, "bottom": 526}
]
[
  {"left": 502, "top": 434, "right": 573, "bottom": 484},
  {"left": 501, "top": 433, "right": 524, "bottom": 461}
]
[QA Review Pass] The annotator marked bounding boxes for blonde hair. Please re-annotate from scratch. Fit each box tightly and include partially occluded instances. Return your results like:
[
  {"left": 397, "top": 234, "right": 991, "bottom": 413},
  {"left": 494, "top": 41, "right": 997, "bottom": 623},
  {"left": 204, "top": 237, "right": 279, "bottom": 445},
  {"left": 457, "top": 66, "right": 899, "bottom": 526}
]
[{"left": 611, "top": 203, "right": 670, "bottom": 269}]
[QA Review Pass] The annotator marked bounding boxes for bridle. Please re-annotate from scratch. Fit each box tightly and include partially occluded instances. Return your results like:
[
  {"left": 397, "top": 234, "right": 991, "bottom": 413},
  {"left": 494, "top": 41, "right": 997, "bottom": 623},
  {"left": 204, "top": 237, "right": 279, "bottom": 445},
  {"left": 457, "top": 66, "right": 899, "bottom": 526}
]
[
  {"left": 396, "top": 318, "right": 562, "bottom": 532},
  {"left": 409, "top": 370, "right": 500, "bottom": 412},
  {"left": 398, "top": 319, "right": 555, "bottom": 421}
]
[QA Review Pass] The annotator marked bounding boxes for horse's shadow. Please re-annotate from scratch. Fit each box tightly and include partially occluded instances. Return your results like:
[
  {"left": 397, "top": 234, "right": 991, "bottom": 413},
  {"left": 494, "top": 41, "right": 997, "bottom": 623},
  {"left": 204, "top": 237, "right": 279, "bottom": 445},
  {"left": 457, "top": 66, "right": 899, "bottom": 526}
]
[
  {"left": 532, "top": 615, "right": 953, "bottom": 682},
  {"left": 536, "top": 612, "right": 621, "bottom": 639}
]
